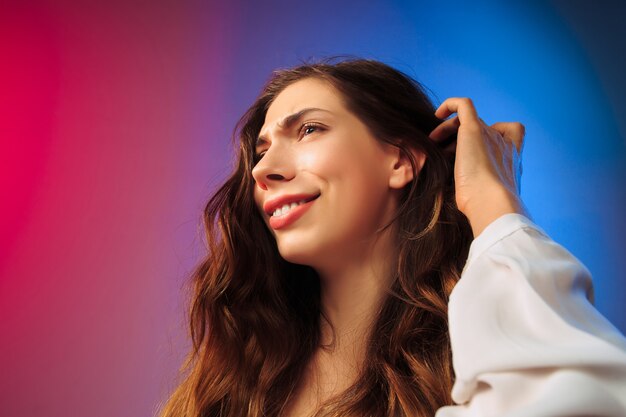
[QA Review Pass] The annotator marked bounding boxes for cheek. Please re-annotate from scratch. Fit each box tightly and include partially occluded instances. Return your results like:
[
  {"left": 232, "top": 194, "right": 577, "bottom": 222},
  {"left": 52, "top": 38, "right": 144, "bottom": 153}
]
[
  {"left": 312, "top": 138, "right": 388, "bottom": 188},
  {"left": 253, "top": 186, "right": 262, "bottom": 208},
  {"left": 253, "top": 186, "right": 268, "bottom": 222},
  {"left": 307, "top": 143, "right": 391, "bottom": 228},
  {"left": 299, "top": 137, "right": 373, "bottom": 177}
]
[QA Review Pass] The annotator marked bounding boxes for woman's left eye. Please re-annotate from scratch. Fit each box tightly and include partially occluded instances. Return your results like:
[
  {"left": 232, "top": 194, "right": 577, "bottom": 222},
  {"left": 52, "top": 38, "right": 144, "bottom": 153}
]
[{"left": 299, "top": 123, "right": 324, "bottom": 138}]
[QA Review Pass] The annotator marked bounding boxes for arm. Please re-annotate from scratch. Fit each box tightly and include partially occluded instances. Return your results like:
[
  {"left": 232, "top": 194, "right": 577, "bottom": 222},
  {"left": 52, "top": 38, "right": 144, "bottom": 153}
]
[
  {"left": 429, "top": 98, "right": 626, "bottom": 415},
  {"left": 436, "top": 213, "right": 626, "bottom": 417}
]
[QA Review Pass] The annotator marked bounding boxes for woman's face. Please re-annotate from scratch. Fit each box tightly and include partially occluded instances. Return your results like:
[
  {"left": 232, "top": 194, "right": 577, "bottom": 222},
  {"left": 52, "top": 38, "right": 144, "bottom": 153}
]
[{"left": 252, "top": 77, "right": 406, "bottom": 269}]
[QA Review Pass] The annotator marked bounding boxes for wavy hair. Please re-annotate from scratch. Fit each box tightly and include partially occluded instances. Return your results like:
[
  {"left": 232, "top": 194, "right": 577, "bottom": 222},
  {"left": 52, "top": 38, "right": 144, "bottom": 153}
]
[{"left": 158, "top": 58, "right": 473, "bottom": 417}]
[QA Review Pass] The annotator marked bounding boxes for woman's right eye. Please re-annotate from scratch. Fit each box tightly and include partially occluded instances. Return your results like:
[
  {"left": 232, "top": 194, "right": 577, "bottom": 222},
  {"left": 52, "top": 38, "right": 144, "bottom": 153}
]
[{"left": 253, "top": 151, "right": 266, "bottom": 163}]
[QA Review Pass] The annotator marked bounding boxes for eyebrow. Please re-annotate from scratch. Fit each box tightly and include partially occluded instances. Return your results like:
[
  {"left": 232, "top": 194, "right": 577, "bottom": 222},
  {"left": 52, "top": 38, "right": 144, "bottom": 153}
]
[{"left": 256, "top": 107, "right": 332, "bottom": 147}]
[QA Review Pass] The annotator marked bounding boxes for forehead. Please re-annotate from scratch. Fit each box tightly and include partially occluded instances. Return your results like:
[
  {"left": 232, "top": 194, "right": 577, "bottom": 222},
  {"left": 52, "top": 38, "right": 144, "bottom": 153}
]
[{"left": 261, "top": 78, "right": 346, "bottom": 133}]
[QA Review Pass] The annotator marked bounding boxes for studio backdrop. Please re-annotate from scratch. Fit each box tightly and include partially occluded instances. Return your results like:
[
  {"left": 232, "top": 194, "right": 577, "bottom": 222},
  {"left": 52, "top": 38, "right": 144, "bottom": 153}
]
[{"left": 1, "top": 1, "right": 624, "bottom": 416}]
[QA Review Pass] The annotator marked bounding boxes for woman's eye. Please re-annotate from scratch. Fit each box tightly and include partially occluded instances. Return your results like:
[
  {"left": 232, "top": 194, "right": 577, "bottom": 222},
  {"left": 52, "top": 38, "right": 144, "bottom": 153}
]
[
  {"left": 300, "top": 123, "right": 323, "bottom": 138},
  {"left": 253, "top": 151, "right": 266, "bottom": 163}
]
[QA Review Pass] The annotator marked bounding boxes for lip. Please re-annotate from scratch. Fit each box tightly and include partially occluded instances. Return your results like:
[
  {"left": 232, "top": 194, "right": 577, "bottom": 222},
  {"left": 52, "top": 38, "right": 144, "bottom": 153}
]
[
  {"left": 263, "top": 193, "right": 320, "bottom": 216},
  {"left": 268, "top": 197, "right": 318, "bottom": 230}
]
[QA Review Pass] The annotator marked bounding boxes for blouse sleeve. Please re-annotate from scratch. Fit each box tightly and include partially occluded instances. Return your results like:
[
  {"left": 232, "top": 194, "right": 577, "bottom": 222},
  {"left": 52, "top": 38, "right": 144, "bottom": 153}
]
[{"left": 436, "top": 213, "right": 626, "bottom": 417}]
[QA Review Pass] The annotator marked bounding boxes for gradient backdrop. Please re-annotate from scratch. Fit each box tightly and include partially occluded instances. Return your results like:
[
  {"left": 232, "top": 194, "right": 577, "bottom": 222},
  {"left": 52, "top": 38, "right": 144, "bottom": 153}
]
[{"left": 1, "top": 1, "right": 625, "bottom": 416}]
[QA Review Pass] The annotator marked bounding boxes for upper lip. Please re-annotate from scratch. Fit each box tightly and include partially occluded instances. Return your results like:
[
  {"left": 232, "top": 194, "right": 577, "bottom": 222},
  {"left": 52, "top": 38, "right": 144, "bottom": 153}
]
[{"left": 263, "top": 193, "right": 320, "bottom": 216}]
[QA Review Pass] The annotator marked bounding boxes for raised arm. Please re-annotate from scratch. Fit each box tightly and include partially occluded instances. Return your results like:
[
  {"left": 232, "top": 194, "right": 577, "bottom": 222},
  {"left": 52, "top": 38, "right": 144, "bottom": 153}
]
[
  {"left": 437, "top": 213, "right": 626, "bottom": 416},
  {"left": 430, "top": 98, "right": 626, "bottom": 415}
]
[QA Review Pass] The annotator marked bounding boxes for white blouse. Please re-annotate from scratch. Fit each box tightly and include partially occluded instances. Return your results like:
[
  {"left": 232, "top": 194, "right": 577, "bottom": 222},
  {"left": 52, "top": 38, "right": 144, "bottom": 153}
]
[{"left": 436, "top": 214, "right": 626, "bottom": 417}]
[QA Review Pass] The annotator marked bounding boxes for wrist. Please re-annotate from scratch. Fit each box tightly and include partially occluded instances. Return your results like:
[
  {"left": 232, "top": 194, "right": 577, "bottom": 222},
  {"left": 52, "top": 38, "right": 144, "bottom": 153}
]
[{"left": 463, "top": 188, "right": 526, "bottom": 238}]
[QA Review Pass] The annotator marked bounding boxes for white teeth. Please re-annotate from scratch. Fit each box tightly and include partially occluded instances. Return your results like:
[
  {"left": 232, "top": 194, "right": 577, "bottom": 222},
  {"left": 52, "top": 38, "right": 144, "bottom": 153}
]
[{"left": 272, "top": 199, "right": 308, "bottom": 217}]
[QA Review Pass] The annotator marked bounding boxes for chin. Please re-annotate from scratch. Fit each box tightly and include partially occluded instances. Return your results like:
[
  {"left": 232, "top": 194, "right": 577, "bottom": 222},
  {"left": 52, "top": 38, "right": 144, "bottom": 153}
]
[
  {"left": 276, "top": 235, "right": 349, "bottom": 272},
  {"left": 275, "top": 234, "right": 327, "bottom": 266},
  {"left": 276, "top": 243, "right": 316, "bottom": 266}
]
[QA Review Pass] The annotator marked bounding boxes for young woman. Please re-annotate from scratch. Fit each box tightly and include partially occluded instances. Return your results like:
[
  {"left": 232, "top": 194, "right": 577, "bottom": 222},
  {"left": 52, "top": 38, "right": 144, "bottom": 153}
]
[{"left": 158, "top": 59, "right": 626, "bottom": 417}]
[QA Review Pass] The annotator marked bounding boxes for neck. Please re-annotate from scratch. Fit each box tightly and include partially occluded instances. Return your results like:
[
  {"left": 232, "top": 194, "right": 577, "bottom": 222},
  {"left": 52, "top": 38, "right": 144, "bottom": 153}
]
[{"left": 315, "top": 228, "right": 397, "bottom": 358}]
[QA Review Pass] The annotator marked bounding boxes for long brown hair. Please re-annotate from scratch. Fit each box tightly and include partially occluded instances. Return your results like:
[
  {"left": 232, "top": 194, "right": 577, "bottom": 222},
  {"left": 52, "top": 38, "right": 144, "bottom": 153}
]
[{"left": 158, "top": 58, "right": 473, "bottom": 417}]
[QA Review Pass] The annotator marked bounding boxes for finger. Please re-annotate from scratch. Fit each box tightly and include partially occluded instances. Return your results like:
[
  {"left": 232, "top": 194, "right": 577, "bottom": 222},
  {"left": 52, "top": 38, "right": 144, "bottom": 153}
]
[
  {"left": 434, "top": 97, "right": 481, "bottom": 130},
  {"left": 490, "top": 122, "right": 525, "bottom": 153},
  {"left": 429, "top": 116, "right": 460, "bottom": 141}
]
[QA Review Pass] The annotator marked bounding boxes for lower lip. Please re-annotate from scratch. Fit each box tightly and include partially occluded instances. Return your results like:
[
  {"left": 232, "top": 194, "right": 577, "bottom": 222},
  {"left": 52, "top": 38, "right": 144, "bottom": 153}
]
[{"left": 269, "top": 198, "right": 318, "bottom": 230}]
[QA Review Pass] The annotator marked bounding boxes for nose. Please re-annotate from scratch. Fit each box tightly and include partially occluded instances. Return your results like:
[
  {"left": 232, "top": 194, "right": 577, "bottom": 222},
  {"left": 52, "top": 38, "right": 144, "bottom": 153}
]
[{"left": 251, "top": 144, "right": 294, "bottom": 191}]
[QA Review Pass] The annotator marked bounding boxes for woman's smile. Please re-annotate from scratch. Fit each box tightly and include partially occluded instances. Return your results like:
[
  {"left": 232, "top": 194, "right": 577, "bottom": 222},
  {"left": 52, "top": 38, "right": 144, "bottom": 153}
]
[
  {"left": 262, "top": 192, "right": 321, "bottom": 229},
  {"left": 268, "top": 195, "right": 319, "bottom": 230}
]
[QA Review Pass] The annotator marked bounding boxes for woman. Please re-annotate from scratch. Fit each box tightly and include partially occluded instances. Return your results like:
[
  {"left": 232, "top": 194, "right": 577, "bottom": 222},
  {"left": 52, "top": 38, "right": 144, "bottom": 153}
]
[{"left": 158, "top": 59, "right": 626, "bottom": 417}]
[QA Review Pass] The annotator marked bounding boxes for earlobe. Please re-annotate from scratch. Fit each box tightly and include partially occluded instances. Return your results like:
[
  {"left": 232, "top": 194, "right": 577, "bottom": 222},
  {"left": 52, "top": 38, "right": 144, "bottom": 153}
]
[{"left": 388, "top": 146, "right": 426, "bottom": 189}]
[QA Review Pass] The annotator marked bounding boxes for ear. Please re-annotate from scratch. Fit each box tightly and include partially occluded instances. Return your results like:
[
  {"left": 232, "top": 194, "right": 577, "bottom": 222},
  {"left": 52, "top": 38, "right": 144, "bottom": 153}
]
[{"left": 387, "top": 145, "right": 426, "bottom": 190}]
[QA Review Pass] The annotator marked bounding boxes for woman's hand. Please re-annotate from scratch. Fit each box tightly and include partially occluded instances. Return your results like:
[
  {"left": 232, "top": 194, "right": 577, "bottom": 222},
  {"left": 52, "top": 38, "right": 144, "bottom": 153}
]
[{"left": 429, "top": 97, "right": 527, "bottom": 237}]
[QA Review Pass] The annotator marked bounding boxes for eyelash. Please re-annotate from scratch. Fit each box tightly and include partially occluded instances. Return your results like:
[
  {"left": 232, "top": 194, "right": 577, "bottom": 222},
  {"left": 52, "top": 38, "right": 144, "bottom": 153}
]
[{"left": 253, "top": 122, "right": 324, "bottom": 163}]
